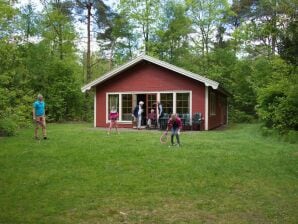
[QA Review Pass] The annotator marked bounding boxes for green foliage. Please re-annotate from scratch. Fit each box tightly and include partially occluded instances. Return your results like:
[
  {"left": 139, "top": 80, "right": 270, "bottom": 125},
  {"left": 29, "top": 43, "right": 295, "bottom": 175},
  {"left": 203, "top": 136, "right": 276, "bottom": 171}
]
[
  {"left": 230, "top": 109, "right": 255, "bottom": 123},
  {"left": 256, "top": 57, "right": 298, "bottom": 132},
  {"left": 151, "top": 1, "right": 192, "bottom": 64},
  {"left": 45, "top": 60, "right": 83, "bottom": 121},
  {"left": 282, "top": 130, "right": 298, "bottom": 144},
  {"left": 0, "top": 117, "right": 17, "bottom": 136},
  {"left": 0, "top": 0, "right": 296, "bottom": 136}
]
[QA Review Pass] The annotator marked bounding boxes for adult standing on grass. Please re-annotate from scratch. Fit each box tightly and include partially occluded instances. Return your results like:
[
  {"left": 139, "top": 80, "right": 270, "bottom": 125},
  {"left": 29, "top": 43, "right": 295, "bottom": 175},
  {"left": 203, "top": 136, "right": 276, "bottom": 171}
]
[
  {"left": 157, "top": 101, "right": 164, "bottom": 128},
  {"left": 166, "top": 113, "right": 182, "bottom": 147},
  {"left": 33, "top": 94, "right": 47, "bottom": 140},
  {"left": 133, "top": 101, "right": 144, "bottom": 130}
]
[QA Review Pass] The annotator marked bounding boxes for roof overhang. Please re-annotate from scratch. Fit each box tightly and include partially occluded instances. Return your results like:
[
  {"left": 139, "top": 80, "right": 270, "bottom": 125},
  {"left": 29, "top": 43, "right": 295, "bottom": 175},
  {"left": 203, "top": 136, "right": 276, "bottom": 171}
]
[{"left": 81, "top": 54, "right": 219, "bottom": 93}]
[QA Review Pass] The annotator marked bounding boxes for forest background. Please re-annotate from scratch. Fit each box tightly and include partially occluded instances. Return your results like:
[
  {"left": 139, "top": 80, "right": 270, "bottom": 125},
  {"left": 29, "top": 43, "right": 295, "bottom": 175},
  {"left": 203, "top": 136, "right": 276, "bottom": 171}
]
[{"left": 0, "top": 0, "right": 297, "bottom": 140}]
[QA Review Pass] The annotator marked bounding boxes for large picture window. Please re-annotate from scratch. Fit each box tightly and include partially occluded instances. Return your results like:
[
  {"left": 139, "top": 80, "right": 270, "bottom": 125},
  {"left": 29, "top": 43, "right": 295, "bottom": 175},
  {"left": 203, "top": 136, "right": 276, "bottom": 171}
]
[
  {"left": 122, "top": 94, "right": 132, "bottom": 121},
  {"left": 107, "top": 91, "right": 191, "bottom": 122},
  {"left": 108, "top": 94, "right": 119, "bottom": 119},
  {"left": 160, "top": 93, "right": 173, "bottom": 115},
  {"left": 176, "top": 93, "right": 189, "bottom": 115}
]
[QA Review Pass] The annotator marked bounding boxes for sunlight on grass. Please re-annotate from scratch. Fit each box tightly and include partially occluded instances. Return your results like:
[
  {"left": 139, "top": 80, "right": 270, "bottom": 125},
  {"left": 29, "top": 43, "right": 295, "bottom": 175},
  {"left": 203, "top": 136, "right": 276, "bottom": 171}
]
[{"left": 0, "top": 123, "right": 297, "bottom": 223}]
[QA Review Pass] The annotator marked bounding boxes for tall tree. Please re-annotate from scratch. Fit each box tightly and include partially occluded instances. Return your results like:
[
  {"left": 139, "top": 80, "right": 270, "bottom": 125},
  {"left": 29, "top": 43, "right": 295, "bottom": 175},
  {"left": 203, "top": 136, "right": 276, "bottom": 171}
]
[
  {"left": 229, "top": 0, "right": 297, "bottom": 56},
  {"left": 41, "top": 0, "right": 76, "bottom": 60},
  {"left": 75, "top": 0, "right": 110, "bottom": 82},
  {"left": 118, "top": 0, "right": 161, "bottom": 54},
  {"left": 97, "top": 10, "right": 137, "bottom": 69},
  {"left": 152, "top": 0, "right": 192, "bottom": 64},
  {"left": 186, "top": 0, "right": 230, "bottom": 56}
]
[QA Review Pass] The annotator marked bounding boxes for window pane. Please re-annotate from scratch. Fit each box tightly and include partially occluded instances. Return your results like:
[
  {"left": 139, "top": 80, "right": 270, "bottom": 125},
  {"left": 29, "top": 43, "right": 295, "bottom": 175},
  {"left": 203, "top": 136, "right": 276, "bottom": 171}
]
[
  {"left": 108, "top": 94, "right": 119, "bottom": 120},
  {"left": 176, "top": 93, "right": 189, "bottom": 115},
  {"left": 122, "top": 94, "right": 132, "bottom": 121},
  {"left": 160, "top": 93, "right": 173, "bottom": 115},
  {"left": 147, "top": 94, "right": 156, "bottom": 114}
]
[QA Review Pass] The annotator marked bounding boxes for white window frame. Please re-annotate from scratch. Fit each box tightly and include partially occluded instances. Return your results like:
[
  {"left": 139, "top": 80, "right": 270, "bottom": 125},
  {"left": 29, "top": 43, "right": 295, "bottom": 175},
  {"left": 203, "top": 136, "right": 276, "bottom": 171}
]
[{"left": 106, "top": 91, "right": 192, "bottom": 124}]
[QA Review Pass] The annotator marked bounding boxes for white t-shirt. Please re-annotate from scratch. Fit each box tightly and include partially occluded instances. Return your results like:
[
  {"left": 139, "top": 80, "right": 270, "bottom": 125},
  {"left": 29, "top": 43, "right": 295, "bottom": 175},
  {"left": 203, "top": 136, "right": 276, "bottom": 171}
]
[{"left": 138, "top": 105, "right": 143, "bottom": 116}]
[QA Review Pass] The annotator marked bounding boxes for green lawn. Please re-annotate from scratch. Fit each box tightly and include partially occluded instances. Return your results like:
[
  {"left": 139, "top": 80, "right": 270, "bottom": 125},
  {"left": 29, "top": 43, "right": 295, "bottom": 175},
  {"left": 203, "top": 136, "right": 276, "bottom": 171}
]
[{"left": 0, "top": 123, "right": 297, "bottom": 224}]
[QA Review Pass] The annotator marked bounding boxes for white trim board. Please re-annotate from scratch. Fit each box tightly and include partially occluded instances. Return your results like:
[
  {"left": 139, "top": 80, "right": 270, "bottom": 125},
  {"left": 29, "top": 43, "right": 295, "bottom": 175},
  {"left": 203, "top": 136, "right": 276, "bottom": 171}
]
[
  {"left": 205, "top": 86, "right": 209, "bottom": 131},
  {"left": 94, "top": 91, "right": 96, "bottom": 127},
  {"left": 81, "top": 54, "right": 219, "bottom": 92}
]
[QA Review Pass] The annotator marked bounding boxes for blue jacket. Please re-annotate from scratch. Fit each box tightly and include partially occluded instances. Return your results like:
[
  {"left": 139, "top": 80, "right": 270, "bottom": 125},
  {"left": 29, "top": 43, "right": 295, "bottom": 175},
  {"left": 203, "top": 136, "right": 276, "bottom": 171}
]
[{"left": 133, "top": 105, "right": 141, "bottom": 117}]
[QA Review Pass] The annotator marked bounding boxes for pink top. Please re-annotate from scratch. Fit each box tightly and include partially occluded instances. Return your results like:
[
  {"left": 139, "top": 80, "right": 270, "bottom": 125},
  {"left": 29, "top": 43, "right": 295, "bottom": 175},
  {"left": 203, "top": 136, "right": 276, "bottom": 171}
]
[
  {"left": 167, "top": 117, "right": 182, "bottom": 129},
  {"left": 110, "top": 111, "right": 119, "bottom": 120},
  {"left": 148, "top": 112, "right": 156, "bottom": 120}
]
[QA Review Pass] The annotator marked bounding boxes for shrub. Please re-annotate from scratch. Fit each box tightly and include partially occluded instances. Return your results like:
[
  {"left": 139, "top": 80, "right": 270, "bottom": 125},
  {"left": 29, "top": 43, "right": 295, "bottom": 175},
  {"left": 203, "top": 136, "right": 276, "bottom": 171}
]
[
  {"left": 283, "top": 130, "right": 298, "bottom": 144},
  {"left": 230, "top": 109, "right": 255, "bottom": 123},
  {"left": 0, "top": 117, "right": 17, "bottom": 136}
]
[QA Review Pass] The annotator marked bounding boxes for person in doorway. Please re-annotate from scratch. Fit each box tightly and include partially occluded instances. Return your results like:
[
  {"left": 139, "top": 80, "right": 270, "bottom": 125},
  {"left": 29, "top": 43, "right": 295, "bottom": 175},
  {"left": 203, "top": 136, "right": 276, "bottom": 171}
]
[
  {"left": 33, "top": 93, "right": 47, "bottom": 140},
  {"left": 166, "top": 113, "right": 182, "bottom": 147},
  {"left": 108, "top": 106, "right": 119, "bottom": 134},
  {"left": 147, "top": 109, "right": 156, "bottom": 129},
  {"left": 133, "top": 101, "right": 144, "bottom": 130}
]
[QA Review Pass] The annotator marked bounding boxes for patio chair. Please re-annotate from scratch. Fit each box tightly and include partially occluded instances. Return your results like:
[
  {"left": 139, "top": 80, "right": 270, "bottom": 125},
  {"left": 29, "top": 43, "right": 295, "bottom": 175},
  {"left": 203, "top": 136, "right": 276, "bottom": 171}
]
[{"left": 192, "top": 112, "right": 203, "bottom": 130}]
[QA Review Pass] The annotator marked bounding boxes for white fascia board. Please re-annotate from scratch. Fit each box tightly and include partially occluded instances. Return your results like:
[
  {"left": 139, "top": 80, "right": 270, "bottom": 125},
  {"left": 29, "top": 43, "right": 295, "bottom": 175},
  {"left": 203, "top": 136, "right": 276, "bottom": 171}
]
[
  {"left": 81, "top": 55, "right": 145, "bottom": 93},
  {"left": 81, "top": 54, "right": 219, "bottom": 92},
  {"left": 143, "top": 55, "right": 219, "bottom": 89}
]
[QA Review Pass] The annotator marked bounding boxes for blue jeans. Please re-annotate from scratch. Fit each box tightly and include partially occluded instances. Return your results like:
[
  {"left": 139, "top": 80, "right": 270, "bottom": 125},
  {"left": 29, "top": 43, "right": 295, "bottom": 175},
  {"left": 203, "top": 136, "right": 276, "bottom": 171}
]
[{"left": 171, "top": 128, "right": 180, "bottom": 145}]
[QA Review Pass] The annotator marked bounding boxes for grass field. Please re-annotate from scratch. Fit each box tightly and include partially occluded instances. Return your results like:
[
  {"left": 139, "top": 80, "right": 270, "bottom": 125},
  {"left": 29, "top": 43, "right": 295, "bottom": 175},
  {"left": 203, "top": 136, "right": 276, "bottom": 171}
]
[{"left": 0, "top": 123, "right": 297, "bottom": 224}]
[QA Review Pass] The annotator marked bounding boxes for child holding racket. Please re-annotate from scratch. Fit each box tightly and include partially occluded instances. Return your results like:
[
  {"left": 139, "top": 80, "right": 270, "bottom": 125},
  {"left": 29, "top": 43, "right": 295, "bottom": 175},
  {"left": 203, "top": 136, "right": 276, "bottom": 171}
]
[
  {"left": 108, "top": 106, "right": 119, "bottom": 134},
  {"left": 166, "top": 113, "right": 182, "bottom": 147}
]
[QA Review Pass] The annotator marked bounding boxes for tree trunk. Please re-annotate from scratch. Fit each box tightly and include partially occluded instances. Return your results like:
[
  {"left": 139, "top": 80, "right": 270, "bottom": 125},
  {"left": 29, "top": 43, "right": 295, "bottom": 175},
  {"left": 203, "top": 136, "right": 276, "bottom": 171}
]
[
  {"left": 59, "top": 24, "right": 63, "bottom": 60},
  {"left": 109, "top": 41, "right": 115, "bottom": 70},
  {"left": 271, "top": 1, "right": 277, "bottom": 55},
  {"left": 86, "top": 2, "right": 92, "bottom": 82}
]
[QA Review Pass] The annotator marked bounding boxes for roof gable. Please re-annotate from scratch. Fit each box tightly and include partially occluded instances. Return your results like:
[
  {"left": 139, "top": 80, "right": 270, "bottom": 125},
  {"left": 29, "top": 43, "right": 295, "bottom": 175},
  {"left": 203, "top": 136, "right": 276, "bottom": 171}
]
[{"left": 81, "top": 54, "right": 219, "bottom": 92}]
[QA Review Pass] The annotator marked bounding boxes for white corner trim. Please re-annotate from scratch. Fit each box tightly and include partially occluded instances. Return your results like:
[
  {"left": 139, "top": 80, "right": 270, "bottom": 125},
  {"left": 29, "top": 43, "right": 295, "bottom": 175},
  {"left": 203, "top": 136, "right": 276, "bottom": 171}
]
[
  {"left": 189, "top": 91, "right": 193, "bottom": 125},
  {"left": 94, "top": 91, "right": 96, "bottom": 128},
  {"left": 205, "top": 86, "right": 209, "bottom": 131},
  {"left": 173, "top": 92, "right": 177, "bottom": 114}
]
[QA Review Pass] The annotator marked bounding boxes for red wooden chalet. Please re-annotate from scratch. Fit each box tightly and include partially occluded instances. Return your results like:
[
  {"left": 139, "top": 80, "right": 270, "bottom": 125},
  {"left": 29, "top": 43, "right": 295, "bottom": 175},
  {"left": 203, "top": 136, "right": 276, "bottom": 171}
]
[{"left": 81, "top": 54, "right": 229, "bottom": 130}]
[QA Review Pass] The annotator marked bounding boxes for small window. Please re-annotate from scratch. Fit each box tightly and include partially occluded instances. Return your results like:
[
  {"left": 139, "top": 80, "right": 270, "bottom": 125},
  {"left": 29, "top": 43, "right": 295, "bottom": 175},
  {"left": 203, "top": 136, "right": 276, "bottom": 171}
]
[{"left": 210, "top": 92, "right": 216, "bottom": 116}]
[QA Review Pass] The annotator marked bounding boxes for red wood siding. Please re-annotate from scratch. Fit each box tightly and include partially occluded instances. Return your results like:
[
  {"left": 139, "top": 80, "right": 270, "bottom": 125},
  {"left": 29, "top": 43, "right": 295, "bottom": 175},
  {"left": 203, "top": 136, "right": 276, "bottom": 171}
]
[
  {"left": 95, "top": 61, "right": 206, "bottom": 127},
  {"left": 208, "top": 89, "right": 228, "bottom": 130}
]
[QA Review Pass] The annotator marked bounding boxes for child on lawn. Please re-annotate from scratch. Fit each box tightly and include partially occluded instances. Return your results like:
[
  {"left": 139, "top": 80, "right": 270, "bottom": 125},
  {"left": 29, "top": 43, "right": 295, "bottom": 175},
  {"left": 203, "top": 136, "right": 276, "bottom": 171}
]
[
  {"left": 166, "top": 113, "right": 182, "bottom": 147},
  {"left": 108, "top": 106, "right": 119, "bottom": 134}
]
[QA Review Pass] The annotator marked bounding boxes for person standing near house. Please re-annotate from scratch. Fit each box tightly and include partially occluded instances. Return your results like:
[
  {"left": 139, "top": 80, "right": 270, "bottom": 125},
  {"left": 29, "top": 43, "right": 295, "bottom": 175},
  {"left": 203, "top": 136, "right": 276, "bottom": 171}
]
[
  {"left": 133, "top": 101, "right": 144, "bottom": 130},
  {"left": 33, "top": 94, "right": 47, "bottom": 140},
  {"left": 166, "top": 113, "right": 182, "bottom": 147},
  {"left": 147, "top": 108, "right": 156, "bottom": 128},
  {"left": 157, "top": 101, "right": 164, "bottom": 128},
  {"left": 108, "top": 106, "right": 119, "bottom": 134}
]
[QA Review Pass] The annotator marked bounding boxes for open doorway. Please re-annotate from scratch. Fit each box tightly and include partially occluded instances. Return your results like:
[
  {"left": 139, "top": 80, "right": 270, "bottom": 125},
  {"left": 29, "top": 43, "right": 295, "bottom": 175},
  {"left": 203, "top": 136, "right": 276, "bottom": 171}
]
[{"left": 136, "top": 94, "right": 146, "bottom": 126}]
